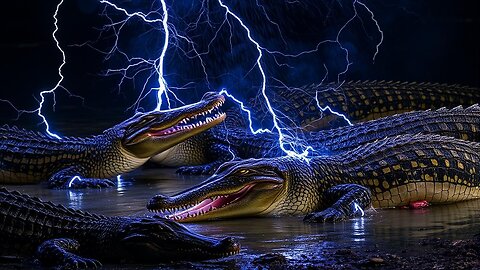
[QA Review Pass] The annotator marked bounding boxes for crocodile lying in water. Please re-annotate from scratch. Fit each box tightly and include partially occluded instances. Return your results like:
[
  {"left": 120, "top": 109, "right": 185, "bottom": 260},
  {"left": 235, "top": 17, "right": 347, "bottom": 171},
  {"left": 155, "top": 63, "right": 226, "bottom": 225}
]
[
  {"left": 148, "top": 133, "right": 480, "bottom": 222},
  {"left": 0, "top": 188, "right": 240, "bottom": 268},
  {"left": 151, "top": 105, "right": 480, "bottom": 174},
  {"left": 0, "top": 92, "right": 225, "bottom": 188}
]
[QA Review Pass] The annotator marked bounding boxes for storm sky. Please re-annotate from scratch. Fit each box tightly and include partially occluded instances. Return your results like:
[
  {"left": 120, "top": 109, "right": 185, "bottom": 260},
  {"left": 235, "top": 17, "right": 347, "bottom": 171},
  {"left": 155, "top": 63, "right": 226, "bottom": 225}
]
[{"left": 0, "top": 0, "right": 478, "bottom": 132}]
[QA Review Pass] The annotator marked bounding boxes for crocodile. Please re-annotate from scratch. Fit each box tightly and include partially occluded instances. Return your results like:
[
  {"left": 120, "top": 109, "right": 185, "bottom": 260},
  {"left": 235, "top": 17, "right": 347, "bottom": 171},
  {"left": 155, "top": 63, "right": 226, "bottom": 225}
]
[
  {"left": 150, "top": 105, "right": 480, "bottom": 175},
  {"left": 0, "top": 188, "right": 240, "bottom": 268},
  {"left": 0, "top": 92, "right": 225, "bottom": 188},
  {"left": 261, "top": 80, "right": 480, "bottom": 130},
  {"left": 147, "top": 133, "right": 480, "bottom": 222}
]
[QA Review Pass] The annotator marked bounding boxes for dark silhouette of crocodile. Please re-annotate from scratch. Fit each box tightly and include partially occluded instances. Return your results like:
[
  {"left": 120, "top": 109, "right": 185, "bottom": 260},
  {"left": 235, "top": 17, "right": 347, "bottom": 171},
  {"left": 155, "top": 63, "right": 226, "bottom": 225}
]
[{"left": 0, "top": 188, "right": 240, "bottom": 268}]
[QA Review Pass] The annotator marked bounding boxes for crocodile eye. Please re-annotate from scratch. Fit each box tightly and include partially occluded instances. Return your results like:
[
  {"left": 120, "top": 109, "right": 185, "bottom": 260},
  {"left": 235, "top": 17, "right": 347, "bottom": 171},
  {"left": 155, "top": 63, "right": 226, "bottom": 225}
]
[
  {"left": 141, "top": 115, "right": 156, "bottom": 123},
  {"left": 238, "top": 169, "right": 249, "bottom": 175}
]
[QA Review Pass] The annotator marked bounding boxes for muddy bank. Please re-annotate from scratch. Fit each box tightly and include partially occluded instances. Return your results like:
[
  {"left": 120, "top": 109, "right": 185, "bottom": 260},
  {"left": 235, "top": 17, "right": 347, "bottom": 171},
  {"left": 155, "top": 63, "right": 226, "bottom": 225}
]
[{"left": 165, "top": 234, "right": 480, "bottom": 270}]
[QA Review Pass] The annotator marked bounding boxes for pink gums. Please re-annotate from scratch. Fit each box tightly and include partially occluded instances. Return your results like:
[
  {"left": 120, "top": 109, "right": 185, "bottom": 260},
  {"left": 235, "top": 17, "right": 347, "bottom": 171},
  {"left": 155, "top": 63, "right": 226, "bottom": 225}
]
[{"left": 168, "top": 184, "right": 255, "bottom": 220}]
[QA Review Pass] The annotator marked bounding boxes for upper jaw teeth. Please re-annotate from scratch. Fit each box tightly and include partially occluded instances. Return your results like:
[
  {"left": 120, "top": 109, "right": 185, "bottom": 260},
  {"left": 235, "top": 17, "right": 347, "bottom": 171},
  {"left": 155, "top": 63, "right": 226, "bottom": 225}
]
[
  {"left": 178, "top": 106, "right": 224, "bottom": 127},
  {"left": 154, "top": 101, "right": 224, "bottom": 136}
]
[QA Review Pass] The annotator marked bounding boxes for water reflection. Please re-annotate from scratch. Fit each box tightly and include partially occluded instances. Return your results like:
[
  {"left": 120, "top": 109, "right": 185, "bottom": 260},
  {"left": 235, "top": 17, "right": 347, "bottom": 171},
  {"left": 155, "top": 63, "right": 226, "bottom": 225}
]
[
  {"left": 116, "top": 174, "right": 135, "bottom": 194},
  {"left": 6, "top": 168, "right": 480, "bottom": 264},
  {"left": 67, "top": 190, "right": 84, "bottom": 209},
  {"left": 352, "top": 217, "right": 365, "bottom": 242}
]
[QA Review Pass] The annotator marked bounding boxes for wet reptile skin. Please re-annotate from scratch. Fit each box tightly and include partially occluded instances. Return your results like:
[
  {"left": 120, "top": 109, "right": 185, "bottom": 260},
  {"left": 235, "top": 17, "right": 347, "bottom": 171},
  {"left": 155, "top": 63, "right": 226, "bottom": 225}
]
[
  {"left": 0, "top": 188, "right": 239, "bottom": 268},
  {"left": 151, "top": 105, "right": 480, "bottom": 174},
  {"left": 148, "top": 133, "right": 480, "bottom": 222},
  {"left": 0, "top": 126, "right": 143, "bottom": 187},
  {"left": 263, "top": 80, "right": 480, "bottom": 130},
  {"left": 0, "top": 92, "right": 225, "bottom": 188}
]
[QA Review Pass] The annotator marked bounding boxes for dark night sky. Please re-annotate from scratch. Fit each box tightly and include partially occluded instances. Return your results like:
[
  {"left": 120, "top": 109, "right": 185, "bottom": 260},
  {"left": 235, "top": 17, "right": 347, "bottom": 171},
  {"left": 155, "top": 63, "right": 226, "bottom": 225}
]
[{"left": 0, "top": 0, "right": 478, "bottom": 132}]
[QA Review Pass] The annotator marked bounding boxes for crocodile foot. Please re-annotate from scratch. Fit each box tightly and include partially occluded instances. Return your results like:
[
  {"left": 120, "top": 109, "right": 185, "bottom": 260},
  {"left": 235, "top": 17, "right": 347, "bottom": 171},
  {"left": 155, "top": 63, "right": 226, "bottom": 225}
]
[
  {"left": 303, "top": 208, "right": 348, "bottom": 223},
  {"left": 37, "top": 238, "right": 102, "bottom": 269},
  {"left": 176, "top": 165, "right": 217, "bottom": 175},
  {"left": 59, "top": 254, "right": 102, "bottom": 269},
  {"left": 62, "top": 178, "right": 116, "bottom": 189}
]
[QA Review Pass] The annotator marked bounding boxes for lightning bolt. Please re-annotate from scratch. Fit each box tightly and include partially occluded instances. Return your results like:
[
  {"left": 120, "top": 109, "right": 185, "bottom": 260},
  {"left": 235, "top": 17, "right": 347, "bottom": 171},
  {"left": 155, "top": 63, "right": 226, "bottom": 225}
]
[
  {"left": 94, "top": 0, "right": 383, "bottom": 159},
  {"left": 7, "top": 0, "right": 382, "bottom": 159},
  {"left": 1, "top": 0, "right": 84, "bottom": 139},
  {"left": 217, "top": 0, "right": 311, "bottom": 159},
  {"left": 153, "top": 0, "right": 170, "bottom": 111},
  {"left": 37, "top": 0, "right": 66, "bottom": 139}
]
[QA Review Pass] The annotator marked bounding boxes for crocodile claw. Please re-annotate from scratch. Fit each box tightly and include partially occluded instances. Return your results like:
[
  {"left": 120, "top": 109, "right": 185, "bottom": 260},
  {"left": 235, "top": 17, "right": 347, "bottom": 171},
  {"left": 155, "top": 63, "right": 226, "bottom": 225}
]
[
  {"left": 61, "top": 255, "right": 102, "bottom": 269},
  {"left": 303, "top": 208, "right": 347, "bottom": 223},
  {"left": 176, "top": 165, "right": 216, "bottom": 175},
  {"left": 67, "top": 178, "right": 116, "bottom": 189}
]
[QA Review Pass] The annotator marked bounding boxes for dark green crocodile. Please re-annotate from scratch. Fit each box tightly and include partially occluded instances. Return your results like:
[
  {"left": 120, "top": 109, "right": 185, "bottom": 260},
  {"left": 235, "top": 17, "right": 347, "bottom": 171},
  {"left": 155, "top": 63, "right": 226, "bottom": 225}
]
[
  {"left": 147, "top": 133, "right": 480, "bottom": 222},
  {"left": 0, "top": 92, "right": 225, "bottom": 189},
  {"left": 0, "top": 188, "right": 240, "bottom": 268},
  {"left": 266, "top": 80, "right": 480, "bottom": 130},
  {"left": 150, "top": 105, "right": 480, "bottom": 174}
]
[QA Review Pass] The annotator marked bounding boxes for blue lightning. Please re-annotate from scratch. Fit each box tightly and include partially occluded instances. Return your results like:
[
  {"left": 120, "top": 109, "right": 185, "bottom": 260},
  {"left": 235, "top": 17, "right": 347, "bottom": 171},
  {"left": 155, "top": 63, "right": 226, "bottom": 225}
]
[
  {"left": 37, "top": 0, "right": 66, "bottom": 139},
  {"left": 0, "top": 0, "right": 384, "bottom": 161},
  {"left": 68, "top": 175, "right": 82, "bottom": 189},
  {"left": 315, "top": 90, "right": 353, "bottom": 126},
  {"left": 154, "top": 0, "right": 170, "bottom": 111},
  {"left": 353, "top": 202, "right": 365, "bottom": 217},
  {"left": 95, "top": 0, "right": 383, "bottom": 159},
  {"left": 49, "top": 0, "right": 382, "bottom": 160},
  {"left": 217, "top": 0, "right": 313, "bottom": 160},
  {"left": 0, "top": 0, "right": 86, "bottom": 139}
]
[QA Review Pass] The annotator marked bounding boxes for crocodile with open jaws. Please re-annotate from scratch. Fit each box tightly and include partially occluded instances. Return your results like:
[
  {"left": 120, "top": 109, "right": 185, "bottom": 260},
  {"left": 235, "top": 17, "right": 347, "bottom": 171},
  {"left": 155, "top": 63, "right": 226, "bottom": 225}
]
[
  {"left": 0, "top": 92, "right": 225, "bottom": 189},
  {"left": 151, "top": 105, "right": 480, "bottom": 175},
  {"left": 147, "top": 133, "right": 480, "bottom": 222},
  {"left": 0, "top": 188, "right": 240, "bottom": 268}
]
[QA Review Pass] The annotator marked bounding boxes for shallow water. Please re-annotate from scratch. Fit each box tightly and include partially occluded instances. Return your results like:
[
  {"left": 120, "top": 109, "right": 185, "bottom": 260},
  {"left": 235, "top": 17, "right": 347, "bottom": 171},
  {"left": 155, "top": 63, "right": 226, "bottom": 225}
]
[{"left": 5, "top": 166, "right": 480, "bottom": 269}]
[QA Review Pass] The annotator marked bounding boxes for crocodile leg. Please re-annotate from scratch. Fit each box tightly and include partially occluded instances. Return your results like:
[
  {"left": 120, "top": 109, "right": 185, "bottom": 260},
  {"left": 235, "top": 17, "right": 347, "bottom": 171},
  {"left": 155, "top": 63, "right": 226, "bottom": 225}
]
[
  {"left": 48, "top": 166, "right": 116, "bottom": 189},
  {"left": 304, "top": 184, "right": 372, "bottom": 223},
  {"left": 36, "top": 238, "right": 102, "bottom": 269}
]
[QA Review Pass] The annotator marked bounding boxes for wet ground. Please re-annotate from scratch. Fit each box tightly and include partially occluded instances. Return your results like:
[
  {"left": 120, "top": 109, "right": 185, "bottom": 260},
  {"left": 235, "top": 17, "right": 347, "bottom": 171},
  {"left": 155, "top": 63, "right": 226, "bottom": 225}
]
[{"left": 3, "top": 167, "right": 480, "bottom": 269}]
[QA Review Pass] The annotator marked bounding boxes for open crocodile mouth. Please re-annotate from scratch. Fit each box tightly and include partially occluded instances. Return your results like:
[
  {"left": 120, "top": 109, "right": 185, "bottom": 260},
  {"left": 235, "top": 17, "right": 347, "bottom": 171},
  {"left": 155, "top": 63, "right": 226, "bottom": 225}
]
[
  {"left": 163, "top": 184, "right": 254, "bottom": 221},
  {"left": 127, "top": 96, "right": 225, "bottom": 145},
  {"left": 149, "top": 179, "right": 282, "bottom": 222},
  {"left": 148, "top": 98, "right": 225, "bottom": 137}
]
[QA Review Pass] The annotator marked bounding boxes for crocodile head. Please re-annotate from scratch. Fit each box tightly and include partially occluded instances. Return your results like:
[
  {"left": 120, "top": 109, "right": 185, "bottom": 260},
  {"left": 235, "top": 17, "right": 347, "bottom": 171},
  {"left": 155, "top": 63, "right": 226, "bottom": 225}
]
[
  {"left": 113, "top": 216, "right": 240, "bottom": 262},
  {"left": 147, "top": 157, "right": 313, "bottom": 221},
  {"left": 110, "top": 92, "right": 225, "bottom": 158}
]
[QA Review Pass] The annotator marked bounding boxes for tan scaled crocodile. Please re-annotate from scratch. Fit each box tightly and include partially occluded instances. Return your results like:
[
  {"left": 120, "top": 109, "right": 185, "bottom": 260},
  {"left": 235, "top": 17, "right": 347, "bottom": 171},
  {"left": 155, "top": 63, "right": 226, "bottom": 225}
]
[
  {"left": 0, "top": 92, "right": 225, "bottom": 188},
  {"left": 147, "top": 133, "right": 480, "bottom": 222}
]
